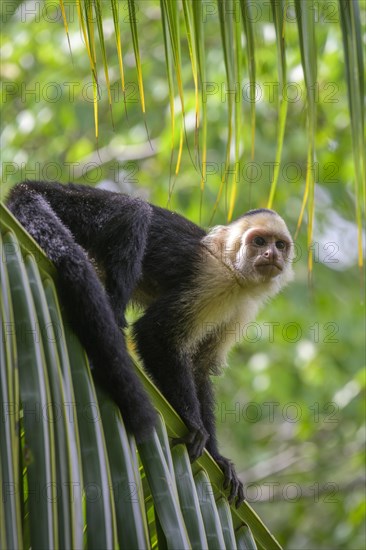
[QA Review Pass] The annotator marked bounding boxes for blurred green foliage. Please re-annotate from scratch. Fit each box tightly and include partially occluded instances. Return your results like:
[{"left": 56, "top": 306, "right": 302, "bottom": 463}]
[{"left": 0, "top": 0, "right": 365, "bottom": 548}]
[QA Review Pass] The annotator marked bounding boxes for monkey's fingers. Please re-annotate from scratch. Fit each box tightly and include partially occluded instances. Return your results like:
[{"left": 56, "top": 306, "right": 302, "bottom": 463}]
[
  {"left": 187, "top": 433, "right": 206, "bottom": 462},
  {"left": 214, "top": 455, "right": 245, "bottom": 507},
  {"left": 172, "top": 426, "right": 209, "bottom": 462},
  {"left": 235, "top": 483, "right": 245, "bottom": 508}
]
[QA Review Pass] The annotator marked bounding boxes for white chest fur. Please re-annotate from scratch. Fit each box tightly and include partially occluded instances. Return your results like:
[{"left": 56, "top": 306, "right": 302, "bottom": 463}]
[{"left": 183, "top": 248, "right": 272, "bottom": 358}]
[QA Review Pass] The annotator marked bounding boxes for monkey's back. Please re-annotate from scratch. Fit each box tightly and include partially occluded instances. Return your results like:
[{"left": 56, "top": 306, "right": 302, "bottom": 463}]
[{"left": 140, "top": 204, "right": 206, "bottom": 295}]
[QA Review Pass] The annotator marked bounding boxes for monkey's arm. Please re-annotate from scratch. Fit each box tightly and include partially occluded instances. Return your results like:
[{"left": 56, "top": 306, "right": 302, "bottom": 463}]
[
  {"left": 195, "top": 373, "right": 245, "bottom": 505},
  {"left": 193, "top": 337, "right": 245, "bottom": 506},
  {"left": 133, "top": 297, "right": 210, "bottom": 460}
]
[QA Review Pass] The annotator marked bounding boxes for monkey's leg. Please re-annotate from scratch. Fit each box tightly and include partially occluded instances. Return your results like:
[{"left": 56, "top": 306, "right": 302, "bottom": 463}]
[
  {"left": 7, "top": 191, "right": 156, "bottom": 441},
  {"left": 133, "top": 303, "right": 209, "bottom": 460}
]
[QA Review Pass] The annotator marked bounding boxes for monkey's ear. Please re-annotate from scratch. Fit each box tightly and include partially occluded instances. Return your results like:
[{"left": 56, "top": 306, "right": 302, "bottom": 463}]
[
  {"left": 208, "top": 224, "right": 227, "bottom": 233},
  {"left": 205, "top": 224, "right": 227, "bottom": 239},
  {"left": 202, "top": 225, "right": 229, "bottom": 250}
]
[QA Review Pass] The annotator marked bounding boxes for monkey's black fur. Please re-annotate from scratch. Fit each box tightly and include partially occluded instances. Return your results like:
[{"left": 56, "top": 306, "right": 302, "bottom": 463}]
[
  {"left": 242, "top": 208, "right": 276, "bottom": 217},
  {"left": 7, "top": 180, "right": 245, "bottom": 504}
]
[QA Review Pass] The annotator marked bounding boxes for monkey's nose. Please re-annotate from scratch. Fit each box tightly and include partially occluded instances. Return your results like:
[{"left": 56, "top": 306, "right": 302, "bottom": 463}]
[
  {"left": 264, "top": 245, "right": 279, "bottom": 262},
  {"left": 263, "top": 248, "right": 274, "bottom": 259}
]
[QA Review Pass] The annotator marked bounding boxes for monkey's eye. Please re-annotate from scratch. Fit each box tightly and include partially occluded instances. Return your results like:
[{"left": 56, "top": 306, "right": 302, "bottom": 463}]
[
  {"left": 276, "top": 240, "right": 286, "bottom": 250},
  {"left": 253, "top": 236, "right": 266, "bottom": 246}
]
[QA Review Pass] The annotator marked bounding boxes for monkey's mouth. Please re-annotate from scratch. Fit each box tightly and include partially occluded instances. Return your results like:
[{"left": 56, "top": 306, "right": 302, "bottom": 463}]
[{"left": 256, "top": 262, "right": 283, "bottom": 275}]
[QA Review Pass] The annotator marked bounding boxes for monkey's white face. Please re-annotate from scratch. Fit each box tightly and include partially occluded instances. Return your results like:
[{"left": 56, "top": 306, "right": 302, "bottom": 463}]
[
  {"left": 237, "top": 225, "right": 292, "bottom": 282},
  {"left": 203, "top": 210, "right": 294, "bottom": 288}
]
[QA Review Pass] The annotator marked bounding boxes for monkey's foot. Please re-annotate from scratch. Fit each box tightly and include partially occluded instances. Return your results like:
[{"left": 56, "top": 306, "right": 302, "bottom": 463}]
[
  {"left": 212, "top": 454, "right": 245, "bottom": 507},
  {"left": 173, "top": 425, "right": 209, "bottom": 462}
]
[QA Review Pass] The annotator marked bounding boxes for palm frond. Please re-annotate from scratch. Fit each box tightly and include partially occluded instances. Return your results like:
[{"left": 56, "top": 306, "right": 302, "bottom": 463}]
[
  {"left": 59, "top": 0, "right": 364, "bottom": 265},
  {"left": 339, "top": 0, "right": 365, "bottom": 271}
]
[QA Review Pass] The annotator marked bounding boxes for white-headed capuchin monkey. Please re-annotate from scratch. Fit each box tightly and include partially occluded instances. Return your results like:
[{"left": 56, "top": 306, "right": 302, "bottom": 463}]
[{"left": 7, "top": 181, "right": 294, "bottom": 506}]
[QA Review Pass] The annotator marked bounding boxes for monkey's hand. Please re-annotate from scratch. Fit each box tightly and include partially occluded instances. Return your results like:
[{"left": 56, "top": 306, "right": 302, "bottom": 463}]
[
  {"left": 211, "top": 453, "right": 245, "bottom": 507},
  {"left": 173, "top": 423, "right": 209, "bottom": 462}
]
